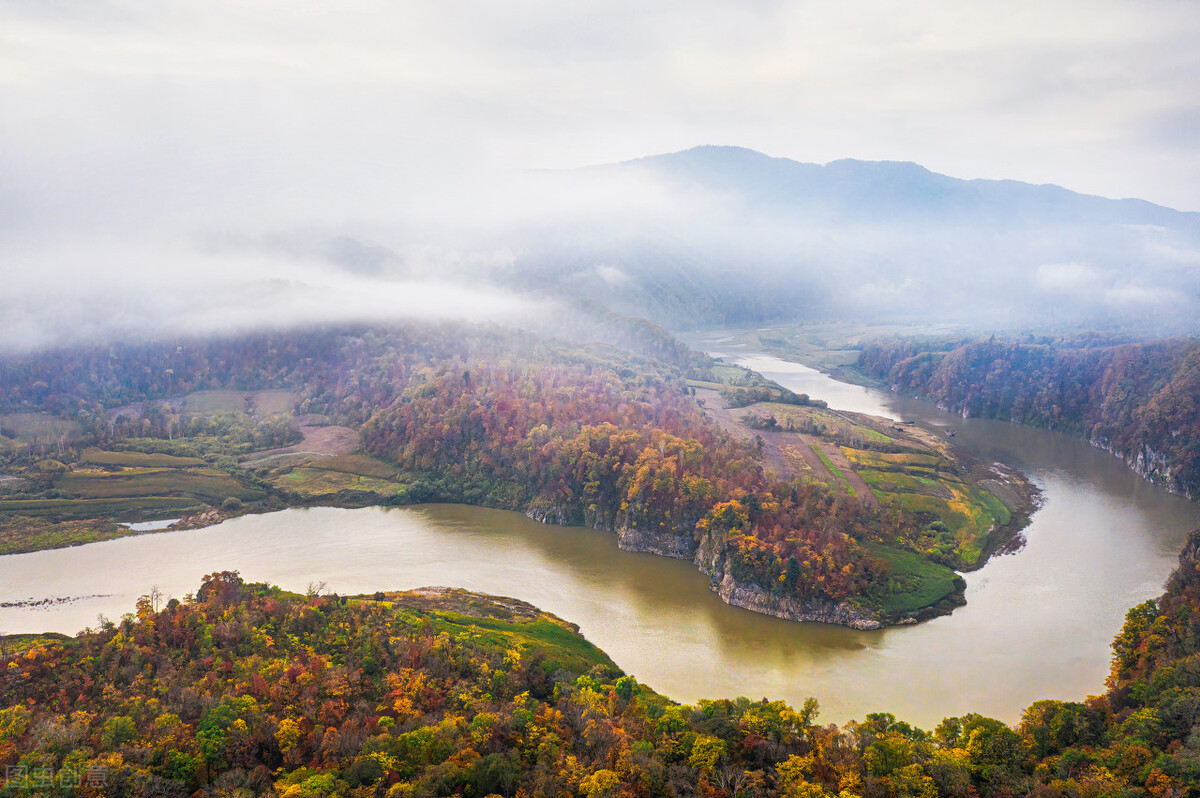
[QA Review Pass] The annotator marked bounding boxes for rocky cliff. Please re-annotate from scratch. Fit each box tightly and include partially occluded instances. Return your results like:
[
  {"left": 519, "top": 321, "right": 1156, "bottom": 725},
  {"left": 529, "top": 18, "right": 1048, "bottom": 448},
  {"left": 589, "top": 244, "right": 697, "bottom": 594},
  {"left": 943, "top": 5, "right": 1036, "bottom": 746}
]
[
  {"left": 692, "top": 527, "right": 885, "bottom": 628},
  {"left": 526, "top": 507, "right": 954, "bottom": 630},
  {"left": 615, "top": 525, "right": 698, "bottom": 560}
]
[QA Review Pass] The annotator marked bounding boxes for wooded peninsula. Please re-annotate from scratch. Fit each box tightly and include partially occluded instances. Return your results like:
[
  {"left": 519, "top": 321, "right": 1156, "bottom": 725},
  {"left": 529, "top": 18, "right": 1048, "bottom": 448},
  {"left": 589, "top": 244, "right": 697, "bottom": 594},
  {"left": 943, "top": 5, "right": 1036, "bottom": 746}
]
[
  {"left": 2, "top": 318, "right": 1200, "bottom": 797},
  {"left": 0, "top": 318, "right": 1033, "bottom": 627}
]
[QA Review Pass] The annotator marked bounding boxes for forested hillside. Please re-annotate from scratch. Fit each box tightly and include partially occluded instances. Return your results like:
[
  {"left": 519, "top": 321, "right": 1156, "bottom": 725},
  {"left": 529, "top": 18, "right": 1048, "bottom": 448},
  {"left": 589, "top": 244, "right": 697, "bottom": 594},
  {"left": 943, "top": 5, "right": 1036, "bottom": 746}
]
[
  {"left": 858, "top": 336, "right": 1200, "bottom": 498},
  {"left": 4, "top": 532, "right": 1200, "bottom": 797},
  {"left": 0, "top": 322, "right": 990, "bottom": 624}
]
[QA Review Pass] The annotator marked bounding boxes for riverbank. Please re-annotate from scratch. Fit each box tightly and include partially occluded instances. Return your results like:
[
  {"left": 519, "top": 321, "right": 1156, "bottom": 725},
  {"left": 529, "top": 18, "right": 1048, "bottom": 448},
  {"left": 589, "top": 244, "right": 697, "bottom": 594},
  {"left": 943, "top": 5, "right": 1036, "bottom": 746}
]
[
  {"left": 0, "top": 395, "right": 1038, "bottom": 632},
  {"left": 2, "top": 494, "right": 1194, "bottom": 727},
  {"left": 8, "top": 525, "right": 1200, "bottom": 798},
  {"left": 0, "top": 515, "right": 145, "bottom": 556}
]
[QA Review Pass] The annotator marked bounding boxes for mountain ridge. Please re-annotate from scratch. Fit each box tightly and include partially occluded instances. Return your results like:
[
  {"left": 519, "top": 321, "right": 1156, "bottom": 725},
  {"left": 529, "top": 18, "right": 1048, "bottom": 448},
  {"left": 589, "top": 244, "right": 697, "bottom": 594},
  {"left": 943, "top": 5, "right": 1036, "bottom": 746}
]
[
  {"left": 499, "top": 145, "right": 1200, "bottom": 332},
  {"left": 612, "top": 144, "right": 1200, "bottom": 225}
]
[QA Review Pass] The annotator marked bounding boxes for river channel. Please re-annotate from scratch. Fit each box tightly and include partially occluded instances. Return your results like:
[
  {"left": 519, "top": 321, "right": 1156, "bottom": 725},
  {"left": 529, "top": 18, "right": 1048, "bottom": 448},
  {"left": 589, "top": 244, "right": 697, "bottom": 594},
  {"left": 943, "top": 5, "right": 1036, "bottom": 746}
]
[{"left": 1, "top": 348, "right": 1197, "bottom": 728}]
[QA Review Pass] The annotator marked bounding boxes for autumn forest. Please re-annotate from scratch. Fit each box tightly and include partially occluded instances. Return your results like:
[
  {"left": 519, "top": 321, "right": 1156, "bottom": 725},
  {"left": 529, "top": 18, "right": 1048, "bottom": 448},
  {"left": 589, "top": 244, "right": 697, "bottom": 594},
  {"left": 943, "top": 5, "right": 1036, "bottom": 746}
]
[{"left": 1, "top": 318, "right": 1200, "bottom": 797}]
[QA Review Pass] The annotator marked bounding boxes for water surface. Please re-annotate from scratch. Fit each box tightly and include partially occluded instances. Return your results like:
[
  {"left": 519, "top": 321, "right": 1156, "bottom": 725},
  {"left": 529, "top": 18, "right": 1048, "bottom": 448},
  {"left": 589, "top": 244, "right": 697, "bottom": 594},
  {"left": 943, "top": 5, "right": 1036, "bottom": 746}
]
[{"left": 2, "top": 354, "right": 1196, "bottom": 728}]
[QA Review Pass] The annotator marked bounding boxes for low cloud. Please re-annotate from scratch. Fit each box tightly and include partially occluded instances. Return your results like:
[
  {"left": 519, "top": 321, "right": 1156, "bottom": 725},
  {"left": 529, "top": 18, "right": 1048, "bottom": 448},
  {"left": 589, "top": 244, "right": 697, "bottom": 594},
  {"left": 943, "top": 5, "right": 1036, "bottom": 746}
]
[
  {"left": 1102, "top": 283, "right": 1183, "bottom": 310},
  {"left": 1030, "top": 260, "right": 1192, "bottom": 319},
  {"left": 0, "top": 236, "right": 532, "bottom": 352},
  {"left": 595, "top": 265, "right": 631, "bottom": 286},
  {"left": 3, "top": 1, "right": 1200, "bottom": 352},
  {"left": 1034, "top": 262, "right": 1102, "bottom": 296}
]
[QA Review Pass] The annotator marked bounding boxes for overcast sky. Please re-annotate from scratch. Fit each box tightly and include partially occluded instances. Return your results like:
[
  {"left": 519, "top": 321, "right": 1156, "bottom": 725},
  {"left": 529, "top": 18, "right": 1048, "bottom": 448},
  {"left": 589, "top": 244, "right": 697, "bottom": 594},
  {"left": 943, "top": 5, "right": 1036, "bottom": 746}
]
[
  {"left": 2, "top": 0, "right": 1200, "bottom": 348},
  {"left": 3, "top": 0, "right": 1199, "bottom": 214}
]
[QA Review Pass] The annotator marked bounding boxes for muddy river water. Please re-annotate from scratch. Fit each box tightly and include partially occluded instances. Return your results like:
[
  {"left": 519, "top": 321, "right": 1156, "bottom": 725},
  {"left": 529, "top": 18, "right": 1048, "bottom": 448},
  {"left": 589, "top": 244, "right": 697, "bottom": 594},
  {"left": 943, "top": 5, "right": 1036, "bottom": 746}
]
[{"left": 2, "top": 349, "right": 1196, "bottom": 728}]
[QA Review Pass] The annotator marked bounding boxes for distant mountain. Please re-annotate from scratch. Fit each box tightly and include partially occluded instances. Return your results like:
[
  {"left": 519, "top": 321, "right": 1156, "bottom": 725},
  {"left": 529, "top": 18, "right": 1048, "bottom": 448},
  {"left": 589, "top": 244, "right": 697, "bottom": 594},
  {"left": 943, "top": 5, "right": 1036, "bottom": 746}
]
[
  {"left": 500, "top": 146, "right": 1200, "bottom": 333},
  {"left": 623, "top": 146, "right": 1198, "bottom": 227}
]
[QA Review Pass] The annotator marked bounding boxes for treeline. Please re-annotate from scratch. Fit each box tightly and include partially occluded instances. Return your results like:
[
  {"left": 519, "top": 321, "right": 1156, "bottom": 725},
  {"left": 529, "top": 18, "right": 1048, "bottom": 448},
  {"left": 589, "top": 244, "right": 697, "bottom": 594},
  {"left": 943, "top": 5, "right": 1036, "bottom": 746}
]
[
  {"left": 0, "top": 324, "right": 502, "bottom": 417},
  {"left": 858, "top": 336, "right": 1200, "bottom": 497},
  {"left": 0, "top": 307, "right": 708, "bottom": 418},
  {"left": 721, "top": 386, "right": 824, "bottom": 410},
  {"left": 5, "top": 535, "right": 1200, "bottom": 797}
]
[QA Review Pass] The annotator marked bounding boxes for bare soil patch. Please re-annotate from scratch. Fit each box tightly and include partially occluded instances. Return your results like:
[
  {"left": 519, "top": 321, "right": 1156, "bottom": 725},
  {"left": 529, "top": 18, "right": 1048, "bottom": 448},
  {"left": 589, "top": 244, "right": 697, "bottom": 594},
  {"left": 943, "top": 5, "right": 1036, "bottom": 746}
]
[
  {"left": 240, "top": 425, "right": 360, "bottom": 468},
  {"left": 693, "top": 388, "right": 876, "bottom": 505}
]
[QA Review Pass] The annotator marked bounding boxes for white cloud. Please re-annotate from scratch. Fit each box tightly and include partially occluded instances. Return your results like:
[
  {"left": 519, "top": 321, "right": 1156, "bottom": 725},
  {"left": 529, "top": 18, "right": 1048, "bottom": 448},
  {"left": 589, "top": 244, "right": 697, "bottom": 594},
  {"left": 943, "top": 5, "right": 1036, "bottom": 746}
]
[
  {"left": 2, "top": 0, "right": 1200, "bottom": 209},
  {"left": 1032, "top": 261, "right": 1190, "bottom": 314},
  {"left": 594, "top": 265, "right": 631, "bottom": 286},
  {"left": 1035, "top": 262, "right": 1102, "bottom": 295},
  {"left": 1103, "top": 283, "right": 1183, "bottom": 310},
  {"left": 2, "top": 0, "right": 1200, "bottom": 347},
  {"left": 0, "top": 235, "right": 533, "bottom": 351}
]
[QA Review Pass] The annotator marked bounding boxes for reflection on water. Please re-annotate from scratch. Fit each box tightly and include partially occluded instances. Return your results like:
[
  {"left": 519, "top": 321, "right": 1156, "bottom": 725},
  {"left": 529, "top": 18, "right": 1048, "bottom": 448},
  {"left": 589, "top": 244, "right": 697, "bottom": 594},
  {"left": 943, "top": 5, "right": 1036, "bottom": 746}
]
[
  {"left": 124, "top": 518, "right": 181, "bottom": 532},
  {"left": 2, "top": 353, "right": 1198, "bottom": 728},
  {"left": 733, "top": 355, "right": 900, "bottom": 420}
]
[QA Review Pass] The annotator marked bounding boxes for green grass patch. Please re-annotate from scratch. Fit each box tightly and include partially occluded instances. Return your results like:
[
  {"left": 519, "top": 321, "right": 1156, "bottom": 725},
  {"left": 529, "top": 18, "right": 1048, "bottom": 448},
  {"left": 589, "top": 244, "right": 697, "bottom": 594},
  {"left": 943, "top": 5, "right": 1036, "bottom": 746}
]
[
  {"left": 438, "top": 614, "right": 615, "bottom": 674},
  {"left": 273, "top": 467, "right": 404, "bottom": 499},
  {"left": 0, "top": 516, "right": 143, "bottom": 555},
  {"left": 949, "top": 486, "right": 1010, "bottom": 564},
  {"left": 57, "top": 469, "right": 262, "bottom": 503},
  {"left": 81, "top": 448, "right": 207, "bottom": 468},
  {"left": 844, "top": 443, "right": 1011, "bottom": 568},
  {"left": 379, "top": 589, "right": 616, "bottom": 674},
  {"left": 181, "top": 389, "right": 297, "bottom": 416},
  {"left": 809, "top": 444, "right": 844, "bottom": 480},
  {"left": 761, "top": 404, "right": 893, "bottom": 446},
  {"left": 809, "top": 444, "right": 857, "bottom": 496},
  {"left": 842, "top": 449, "right": 941, "bottom": 470},
  {"left": 0, "top": 496, "right": 201, "bottom": 520},
  {"left": 897, "top": 494, "right": 970, "bottom": 532},
  {"left": 971, "top": 485, "right": 1011, "bottom": 528},
  {"left": 694, "top": 363, "right": 807, "bottom": 406},
  {"left": 710, "top": 363, "right": 751, "bottom": 383},
  {"left": 863, "top": 541, "right": 961, "bottom": 615},
  {"left": 894, "top": 488, "right": 1003, "bottom": 567},
  {"left": 860, "top": 469, "right": 954, "bottom": 498},
  {"left": 305, "top": 455, "right": 399, "bottom": 480},
  {"left": 0, "top": 633, "right": 72, "bottom": 655}
]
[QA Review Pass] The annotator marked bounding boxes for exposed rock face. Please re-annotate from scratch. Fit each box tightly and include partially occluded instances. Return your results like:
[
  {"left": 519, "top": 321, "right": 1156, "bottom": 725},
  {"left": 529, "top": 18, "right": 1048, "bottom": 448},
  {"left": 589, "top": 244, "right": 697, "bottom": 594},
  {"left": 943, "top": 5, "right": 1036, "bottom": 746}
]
[
  {"left": 1129, "top": 444, "right": 1189, "bottom": 497},
  {"left": 525, "top": 503, "right": 701, "bottom": 560},
  {"left": 693, "top": 528, "right": 884, "bottom": 629},
  {"left": 710, "top": 569, "right": 884, "bottom": 629},
  {"left": 615, "top": 526, "right": 698, "bottom": 560},
  {"left": 524, "top": 509, "right": 930, "bottom": 630},
  {"left": 524, "top": 503, "right": 572, "bottom": 526},
  {"left": 170, "top": 508, "right": 229, "bottom": 530},
  {"left": 1092, "top": 439, "right": 1194, "bottom": 500}
]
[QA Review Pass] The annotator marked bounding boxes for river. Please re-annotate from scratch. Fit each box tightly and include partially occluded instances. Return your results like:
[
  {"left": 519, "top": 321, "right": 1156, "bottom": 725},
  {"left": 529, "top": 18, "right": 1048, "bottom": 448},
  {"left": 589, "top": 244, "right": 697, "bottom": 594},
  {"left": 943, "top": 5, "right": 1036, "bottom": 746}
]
[{"left": 1, "top": 351, "right": 1197, "bottom": 728}]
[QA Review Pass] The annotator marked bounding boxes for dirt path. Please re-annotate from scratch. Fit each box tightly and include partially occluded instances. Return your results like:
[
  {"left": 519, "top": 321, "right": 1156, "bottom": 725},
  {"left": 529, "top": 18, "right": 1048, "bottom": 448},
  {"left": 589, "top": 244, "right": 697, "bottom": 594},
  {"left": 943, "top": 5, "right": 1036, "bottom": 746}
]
[
  {"left": 693, "top": 389, "right": 754, "bottom": 443},
  {"left": 810, "top": 439, "right": 877, "bottom": 507},
  {"left": 771, "top": 435, "right": 828, "bottom": 478},
  {"left": 692, "top": 388, "right": 877, "bottom": 506}
]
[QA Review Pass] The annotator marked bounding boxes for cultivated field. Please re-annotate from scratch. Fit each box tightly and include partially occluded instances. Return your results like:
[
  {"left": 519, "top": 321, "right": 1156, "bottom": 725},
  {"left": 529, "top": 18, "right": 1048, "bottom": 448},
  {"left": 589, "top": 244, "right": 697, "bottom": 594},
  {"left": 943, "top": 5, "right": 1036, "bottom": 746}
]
[{"left": 693, "top": 381, "right": 1026, "bottom": 570}]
